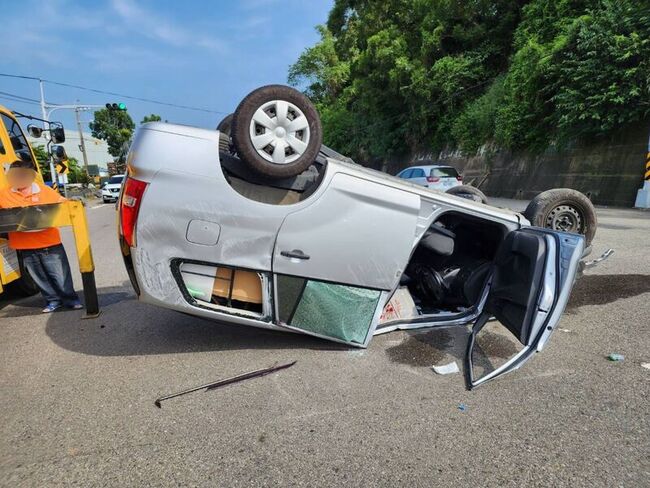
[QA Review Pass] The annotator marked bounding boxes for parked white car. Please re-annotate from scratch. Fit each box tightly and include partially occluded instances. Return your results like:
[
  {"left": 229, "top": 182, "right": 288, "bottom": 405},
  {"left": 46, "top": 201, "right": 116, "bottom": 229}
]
[
  {"left": 397, "top": 164, "right": 462, "bottom": 190},
  {"left": 102, "top": 175, "right": 124, "bottom": 203}
]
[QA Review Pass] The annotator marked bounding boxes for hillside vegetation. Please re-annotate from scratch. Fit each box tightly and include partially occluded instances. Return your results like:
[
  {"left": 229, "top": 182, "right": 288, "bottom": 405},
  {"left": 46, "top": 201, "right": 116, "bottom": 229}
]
[{"left": 289, "top": 0, "right": 650, "bottom": 164}]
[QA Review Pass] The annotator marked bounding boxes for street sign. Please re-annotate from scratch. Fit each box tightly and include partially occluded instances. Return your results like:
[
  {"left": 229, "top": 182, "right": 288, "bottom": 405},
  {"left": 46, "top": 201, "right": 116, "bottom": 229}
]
[{"left": 56, "top": 159, "right": 68, "bottom": 174}]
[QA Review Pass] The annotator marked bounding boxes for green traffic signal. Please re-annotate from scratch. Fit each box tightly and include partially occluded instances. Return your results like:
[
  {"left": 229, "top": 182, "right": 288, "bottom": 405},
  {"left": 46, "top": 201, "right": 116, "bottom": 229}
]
[{"left": 106, "top": 102, "right": 127, "bottom": 111}]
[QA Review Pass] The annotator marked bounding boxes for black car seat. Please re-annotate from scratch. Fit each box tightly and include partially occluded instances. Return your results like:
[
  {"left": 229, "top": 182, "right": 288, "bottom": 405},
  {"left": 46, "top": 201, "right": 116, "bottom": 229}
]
[{"left": 418, "top": 224, "right": 455, "bottom": 256}]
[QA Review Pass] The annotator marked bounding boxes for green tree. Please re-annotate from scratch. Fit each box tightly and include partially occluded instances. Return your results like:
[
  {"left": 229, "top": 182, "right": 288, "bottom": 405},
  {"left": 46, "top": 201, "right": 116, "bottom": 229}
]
[
  {"left": 89, "top": 109, "right": 135, "bottom": 158},
  {"left": 31, "top": 144, "right": 51, "bottom": 180},
  {"left": 141, "top": 114, "right": 162, "bottom": 124},
  {"left": 289, "top": 0, "right": 650, "bottom": 161},
  {"left": 66, "top": 157, "right": 91, "bottom": 184}
]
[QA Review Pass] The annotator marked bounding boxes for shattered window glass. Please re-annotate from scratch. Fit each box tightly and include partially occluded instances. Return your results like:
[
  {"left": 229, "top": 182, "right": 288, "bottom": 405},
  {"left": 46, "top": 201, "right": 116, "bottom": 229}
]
[{"left": 278, "top": 275, "right": 381, "bottom": 344}]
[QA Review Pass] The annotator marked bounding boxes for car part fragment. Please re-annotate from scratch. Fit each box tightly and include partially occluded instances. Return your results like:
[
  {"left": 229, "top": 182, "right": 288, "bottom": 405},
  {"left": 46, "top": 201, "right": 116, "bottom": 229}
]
[
  {"left": 579, "top": 248, "right": 614, "bottom": 273},
  {"left": 154, "top": 361, "right": 296, "bottom": 408}
]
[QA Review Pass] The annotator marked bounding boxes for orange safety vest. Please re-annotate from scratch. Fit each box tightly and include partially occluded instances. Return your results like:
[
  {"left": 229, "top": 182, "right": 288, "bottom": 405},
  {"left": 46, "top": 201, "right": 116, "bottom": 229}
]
[{"left": 0, "top": 182, "right": 65, "bottom": 250}]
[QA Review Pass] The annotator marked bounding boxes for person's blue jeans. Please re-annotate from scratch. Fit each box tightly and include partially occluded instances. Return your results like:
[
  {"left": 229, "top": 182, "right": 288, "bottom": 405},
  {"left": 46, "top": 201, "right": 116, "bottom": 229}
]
[{"left": 19, "top": 244, "right": 79, "bottom": 306}]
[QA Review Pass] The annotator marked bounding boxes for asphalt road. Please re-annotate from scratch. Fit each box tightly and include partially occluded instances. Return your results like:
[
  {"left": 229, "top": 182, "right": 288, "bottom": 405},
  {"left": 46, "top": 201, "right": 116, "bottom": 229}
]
[{"left": 1, "top": 199, "right": 649, "bottom": 487}]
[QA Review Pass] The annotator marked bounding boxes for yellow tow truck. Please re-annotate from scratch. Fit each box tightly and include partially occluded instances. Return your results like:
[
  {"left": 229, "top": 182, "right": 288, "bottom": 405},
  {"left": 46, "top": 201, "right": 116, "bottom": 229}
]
[{"left": 0, "top": 104, "right": 99, "bottom": 316}]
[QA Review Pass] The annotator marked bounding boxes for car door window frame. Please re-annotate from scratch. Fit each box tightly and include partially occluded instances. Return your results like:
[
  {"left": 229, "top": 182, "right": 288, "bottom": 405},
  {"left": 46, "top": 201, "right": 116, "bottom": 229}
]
[{"left": 464, "top": 229, "right": 583, "bottom": 389}]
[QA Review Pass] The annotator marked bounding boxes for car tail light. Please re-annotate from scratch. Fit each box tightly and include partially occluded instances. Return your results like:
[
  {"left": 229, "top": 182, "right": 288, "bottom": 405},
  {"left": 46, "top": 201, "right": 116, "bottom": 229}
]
[
  {"left": 120, "top": 177, "right": 148, "bottom": 247},
  {"left": 456, "top": 175, "right": 463, "bottom": 181},
  {"left": 427, "top": 176, "right": 440, "bottom": 183}
]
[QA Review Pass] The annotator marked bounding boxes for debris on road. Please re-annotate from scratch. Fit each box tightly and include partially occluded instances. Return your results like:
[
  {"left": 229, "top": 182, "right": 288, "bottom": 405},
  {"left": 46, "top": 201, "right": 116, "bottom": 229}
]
[
  {"left": 458, "top": 403, "right": 468, "bottom": 412},
  {"left": 607, "top": 353, "right": 624, "bottom": 362},
  {"left": 431, "top": 361, "right": 460, "bottom": 375},
  {"left": 641, "top": 363, "right": 650, "bottom": 370},
  {"left": 154, "top": 361, "right": 296, "bottom": 408}
]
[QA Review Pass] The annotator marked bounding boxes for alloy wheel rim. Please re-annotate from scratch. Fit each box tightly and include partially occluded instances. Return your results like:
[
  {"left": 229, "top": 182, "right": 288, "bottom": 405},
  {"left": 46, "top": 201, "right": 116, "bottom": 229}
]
[{"left": 249, "top": 100, "right": 310, "bottom": 165}]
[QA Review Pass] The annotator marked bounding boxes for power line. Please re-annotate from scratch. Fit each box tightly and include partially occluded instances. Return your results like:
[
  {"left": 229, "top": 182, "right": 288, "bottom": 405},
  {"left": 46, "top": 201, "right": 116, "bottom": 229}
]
[
  {"left": 0, "top": 90, "right": 43, "bottom": 105},
  {"left": 0, "top": 73, "right": 40, "bottom": 81},
  {"left": 0, "top": 72, "right": 226, "bottom": 115}
]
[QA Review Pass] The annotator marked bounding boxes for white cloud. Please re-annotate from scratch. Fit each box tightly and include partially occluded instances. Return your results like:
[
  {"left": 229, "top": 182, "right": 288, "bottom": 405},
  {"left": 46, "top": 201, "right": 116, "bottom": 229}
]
[{"left": 110, "top": 0, "right": 226, "bottom": 52}]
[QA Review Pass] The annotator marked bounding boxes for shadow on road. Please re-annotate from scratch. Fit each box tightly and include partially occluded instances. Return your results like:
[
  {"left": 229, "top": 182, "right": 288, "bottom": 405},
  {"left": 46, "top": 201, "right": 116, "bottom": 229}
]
[
  {"left": 567, "top": 273, "right": 650, "bottom": 311},
  {"left": 42, "top": 284, "right": 347, "bottom": 357}
]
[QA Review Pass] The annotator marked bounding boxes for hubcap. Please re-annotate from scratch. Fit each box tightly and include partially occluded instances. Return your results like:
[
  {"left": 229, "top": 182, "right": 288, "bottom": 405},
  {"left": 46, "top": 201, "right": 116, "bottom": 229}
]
[
  {"left": 249, "top": 100, "right": 310, "bottom": 165},
  {"left": 546, "top": 204, "right": 582, "bottom": 233}
]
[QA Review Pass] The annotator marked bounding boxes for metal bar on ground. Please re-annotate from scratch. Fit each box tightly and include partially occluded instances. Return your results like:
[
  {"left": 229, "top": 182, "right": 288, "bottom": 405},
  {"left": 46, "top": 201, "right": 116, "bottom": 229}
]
[{"left": 154, "top": 361, "right": 297, "bottom": 408}]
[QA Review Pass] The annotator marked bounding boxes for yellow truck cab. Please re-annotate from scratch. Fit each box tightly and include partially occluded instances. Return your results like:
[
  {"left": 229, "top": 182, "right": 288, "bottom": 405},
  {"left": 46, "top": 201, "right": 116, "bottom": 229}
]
[{"left": 0, "top": 105, "right": 46, "bottom": 295}]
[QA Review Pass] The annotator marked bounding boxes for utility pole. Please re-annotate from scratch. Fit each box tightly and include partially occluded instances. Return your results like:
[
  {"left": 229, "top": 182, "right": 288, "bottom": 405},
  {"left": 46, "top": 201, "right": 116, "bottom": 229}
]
[
  {"left": 39, "top": 79, "right": 58, "bottom": 189},
  {"left": 634, "top": 131, "right": 650, "bottom": 209},
  {"left": 75, "top": 106, "right": 90, "bottom": 174}
]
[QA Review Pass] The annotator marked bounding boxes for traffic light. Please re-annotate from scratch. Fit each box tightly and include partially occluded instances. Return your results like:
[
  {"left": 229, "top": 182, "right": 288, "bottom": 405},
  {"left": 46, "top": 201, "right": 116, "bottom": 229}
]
[{"left": 106, "top": 102, "right": 127, "bottom": 111}]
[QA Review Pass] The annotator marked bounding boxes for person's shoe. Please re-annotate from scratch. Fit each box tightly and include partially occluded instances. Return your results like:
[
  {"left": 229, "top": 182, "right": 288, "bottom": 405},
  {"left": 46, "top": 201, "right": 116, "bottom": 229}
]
[
  {"left": 66, "top": 301, "right": 84, "bottom": 310},
  {"left": 42, "top": 303, "right": 62, "bottom": 313}
]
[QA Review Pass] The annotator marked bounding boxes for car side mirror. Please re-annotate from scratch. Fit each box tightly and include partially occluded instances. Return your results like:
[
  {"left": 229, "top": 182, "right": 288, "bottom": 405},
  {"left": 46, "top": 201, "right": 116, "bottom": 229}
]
[
  {"left": 51, "top": 145, "right": 68, "bottom": 163},
  {"left": 27, "top": 125, "right": 43, "bottom": 138},
  {"left": 50, "top": 124, "right": 65, "bottom": 144}
]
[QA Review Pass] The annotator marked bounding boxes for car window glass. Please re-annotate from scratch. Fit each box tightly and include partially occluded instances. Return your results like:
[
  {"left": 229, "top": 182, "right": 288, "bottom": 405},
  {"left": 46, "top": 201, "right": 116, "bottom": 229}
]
[
  {"left": 400, "top": 169, "right": 413, "bottom": 178},
  {"left": 431, "top": 167, "right": 459, "bottom": 178},
  {"left": 108, "top": 176, "right": 124, "bottom": 184},
  {"left": 411, "top": 168, "right": 425, "bottom": 178},
  {"left": 1, "top": 114, "right": 28, "bottom": 152}
]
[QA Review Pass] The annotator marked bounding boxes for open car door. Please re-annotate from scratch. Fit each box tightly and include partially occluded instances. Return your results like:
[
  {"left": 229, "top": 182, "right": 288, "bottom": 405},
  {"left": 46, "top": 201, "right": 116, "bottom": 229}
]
[{"left": 465, "top": 228, "right": 584, "bottom": 389}]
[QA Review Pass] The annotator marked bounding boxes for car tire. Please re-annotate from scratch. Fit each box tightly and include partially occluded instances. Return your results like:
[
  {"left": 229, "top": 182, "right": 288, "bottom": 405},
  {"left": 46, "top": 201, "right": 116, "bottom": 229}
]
[
  {"left": 231, "top": 85, "right": 322, "bottom": 179},
  {"left": 523, "top": 188, "right": 597, "bottom": 246},
  {"left": 217, "top": 113, "right": 234, "bottom": 154},
  {"left": 217, "top": 113, "right": 234, "bottom": 135},
  {"left": 446, "top": 185, "right": 488, "bottom": 204},
  {"left": 13, "top": 255, "right": 39, "bottom": 297}
]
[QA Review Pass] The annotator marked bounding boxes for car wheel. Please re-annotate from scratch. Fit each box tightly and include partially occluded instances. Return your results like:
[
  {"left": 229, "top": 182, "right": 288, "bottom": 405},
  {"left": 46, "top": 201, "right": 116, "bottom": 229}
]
[
  {"left": 12, "top": 256, "right": 39, "bottom": 297},
  {"left": 523, "top": 188, "right": 597, "bottom": 246},
  {"left": 102, "top": 197, "right": 109, "bottom": 203},
  {"left": 446, "top": 185, "right": 488, "bottom": 204},
  {"left": 231, "top": 85, "right": 322, "bottom": 179},
  {"left": 217, "top": 113, "right": 234, "bottom": 153}
]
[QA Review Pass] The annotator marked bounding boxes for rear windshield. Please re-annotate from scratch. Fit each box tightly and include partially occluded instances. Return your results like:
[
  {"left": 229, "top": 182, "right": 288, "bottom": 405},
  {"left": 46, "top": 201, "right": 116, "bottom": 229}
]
[
  {"left": 108, "top": 175, "right": 124, "bottom": 184},
  {"left": 430, "top": 167, "right": 459, "bottom": 178}
]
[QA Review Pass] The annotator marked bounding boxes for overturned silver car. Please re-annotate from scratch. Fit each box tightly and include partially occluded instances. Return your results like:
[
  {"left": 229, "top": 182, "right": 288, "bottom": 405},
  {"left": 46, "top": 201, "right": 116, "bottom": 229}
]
[{"left": 118, "top": 85, "right": 597, "bottom": 388}]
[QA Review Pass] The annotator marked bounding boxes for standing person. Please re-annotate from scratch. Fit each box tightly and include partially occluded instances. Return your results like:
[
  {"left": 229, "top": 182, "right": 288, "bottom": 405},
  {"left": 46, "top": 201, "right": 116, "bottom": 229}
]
[{"left": 0, "top": 159, "right": 82, "bottom": 312}]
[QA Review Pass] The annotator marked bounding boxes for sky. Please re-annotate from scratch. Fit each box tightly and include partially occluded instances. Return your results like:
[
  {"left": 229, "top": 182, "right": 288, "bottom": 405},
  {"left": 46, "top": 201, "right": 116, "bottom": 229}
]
[{"left": 1, "top": 0, "right": 332, "bottom": 132}]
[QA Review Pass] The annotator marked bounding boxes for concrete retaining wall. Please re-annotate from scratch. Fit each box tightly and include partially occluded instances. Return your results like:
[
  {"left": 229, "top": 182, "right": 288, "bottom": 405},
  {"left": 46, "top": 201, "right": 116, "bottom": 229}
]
[{"left": 399, "top": 123, "right": 649, "bottom": 207}]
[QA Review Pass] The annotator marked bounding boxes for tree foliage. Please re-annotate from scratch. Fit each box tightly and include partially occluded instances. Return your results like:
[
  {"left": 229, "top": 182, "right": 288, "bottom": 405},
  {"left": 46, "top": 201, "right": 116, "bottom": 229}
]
[
  {"left": 141, "top": 114, "right": 162, "bottom": 124},
  {"left": 31, "top": 144, "right": 51, "bottom": 180},
  {"left": 289, "top": 0, "right": 650, "bottom": 162},
  {"left": 89, "top": 109, "right": 135, "bottom": 158}
]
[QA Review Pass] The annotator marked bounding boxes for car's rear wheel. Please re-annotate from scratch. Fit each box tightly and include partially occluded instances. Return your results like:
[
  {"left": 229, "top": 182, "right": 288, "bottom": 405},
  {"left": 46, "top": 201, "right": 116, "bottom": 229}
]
[
  {"left": 231, "top": 85, "right": 322, "bottom": 179},
  {"left": 217, "top": 113, "right": 234, "bottom": 153},
  {"left": 445, "top": 185, "right": 488, "bottom": 204},
  {"left": 523, "top": 188, "right": 597, "bottom": 246}
]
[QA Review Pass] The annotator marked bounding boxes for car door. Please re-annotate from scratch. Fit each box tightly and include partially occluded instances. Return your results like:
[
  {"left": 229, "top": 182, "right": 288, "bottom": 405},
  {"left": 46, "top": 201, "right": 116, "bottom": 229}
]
[
  {"left": 273, "top": 172, "right": 420, "bottom": 346},
  {"left": 409, "top": 168, "right": 427, "bottom": 186},
  {"left": 397, "top": 168, "right": 413, "bottom": 180},
  {"left": 465, "top": 227, "right": 584, "bottom": 389}
]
